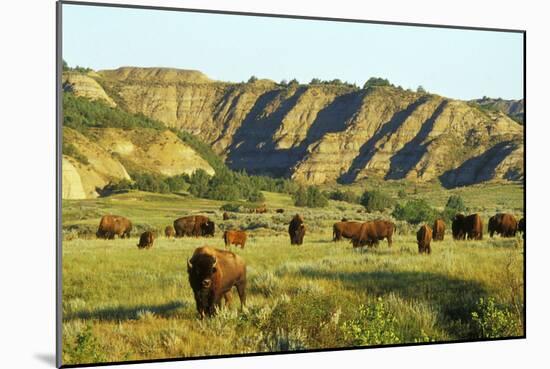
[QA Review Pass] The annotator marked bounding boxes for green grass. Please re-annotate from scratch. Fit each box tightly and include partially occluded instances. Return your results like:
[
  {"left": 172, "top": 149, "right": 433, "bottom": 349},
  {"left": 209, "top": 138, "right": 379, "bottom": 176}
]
[{"left": 61, "top": 183, "right": 524, "bottom": 365}]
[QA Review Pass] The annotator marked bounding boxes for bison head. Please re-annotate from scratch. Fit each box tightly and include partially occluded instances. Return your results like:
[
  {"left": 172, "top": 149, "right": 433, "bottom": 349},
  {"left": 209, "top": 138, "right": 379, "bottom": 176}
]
[{"left": 187, "top": 255, "right": 218, "bottom": 318}]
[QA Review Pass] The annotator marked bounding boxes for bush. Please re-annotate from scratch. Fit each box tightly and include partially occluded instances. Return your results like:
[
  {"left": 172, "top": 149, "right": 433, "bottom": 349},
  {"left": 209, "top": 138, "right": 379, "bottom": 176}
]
[
  {"left": 392, "top": 199, "right": 437, "bottom": 224},
  {"left": 442, "top": 194, "right": 467, "bottom": 221},
  {"left": 62, "top": 142, "right": 89, "bottom": 165},
  {"left": 360, "top": 190, "right": 395, "bottom": 212},
  {"left": 363, "top": 77, "right": 391, "bottom": 89},
  {"left": 471, "top": 297, "right": 521, "bottom": 338},
  {"left": 293, "top": 186, "right": 328, "bottom": 208},
  {"left": 220, "top": 203, "right": 241, "bottom": 212},
  {"left": 341, "top": 298, "right": 401, "bottom": 346},
  {"left": 328, "top": 189, "right": 359, "bottom": 204},
  {"left": 397, "top": 189, "right": 407, "bottom": 199}
]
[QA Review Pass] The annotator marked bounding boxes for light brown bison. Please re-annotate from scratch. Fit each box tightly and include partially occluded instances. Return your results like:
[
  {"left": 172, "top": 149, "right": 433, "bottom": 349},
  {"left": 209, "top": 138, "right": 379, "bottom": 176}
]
[
  {"left": 288, "top": 214, "right": 306, "bottom": 245},
  {"left": 417, "top": 224, "right": 433, "bottom": 254},
  {"left": 518, "top": 217, "right": 525, "bottom": 239},
  {"left": 432, "top": 218, "right": 446, "bottom": 241},
  {"left": 187, "top": 246, "right": 247, "bottom": 319},
  {"left": 488, "top": 213, "right": 518, "bottom": 238},
  {"left": 96, "top": 215, "right": 132, "bottom": 239},
  {"left": 137, "top": 231, "right": 154, "bottom": 249},
  {"left": 223, "top": 230, "right": 247, "bottom": 249},
  {"left": 164, "top": 225, "right": 175, "bottom": 238},
  {"left": 255, "top": 205, "right": 267, "bottom": 214},
  {"left": 464, "top": 213, "right": 483, "bottom": 240},
  {"left": 452, "top": 214, "right": 466, "bottom": 240},
  {"left": 352, "top": 220, "right": 394, "bottom": 248},
  {"left": 223, "top": 212, "right": 230, "bottom": 221},
  {"left": 333, "top": 221, "right": 363, "bottom": 241}
]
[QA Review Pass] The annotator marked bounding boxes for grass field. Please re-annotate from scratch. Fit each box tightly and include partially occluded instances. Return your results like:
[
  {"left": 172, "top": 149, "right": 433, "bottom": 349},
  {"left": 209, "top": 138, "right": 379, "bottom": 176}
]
[{"left": 61, "top": 182, "right": 524, "bottom": 365}]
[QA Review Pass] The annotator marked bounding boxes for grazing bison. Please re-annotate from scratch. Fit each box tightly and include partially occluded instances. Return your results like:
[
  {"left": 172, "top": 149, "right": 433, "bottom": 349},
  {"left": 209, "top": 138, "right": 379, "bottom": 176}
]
[
  {"left": 452, "top": 214, "right": 466, "bottom": 240},
  {"left": 187, "top": 246, "right": 247, "bottom": 319},
  {"left": 488, "top": 213, "right": 518, "bottom": 238},
  {"left": 137, "top": 231, "right": 154, "bottom": 249},
  {"left": 433, "top": 218, "right": 446, "bottom": 241},
  {"left": 518, "top": 217, "right": 525, "bottom": 239},
  {"left": 352, "top": 220, "right": 394, "bottom": 248},
  {"left": 288, "top": 214, "right": 306, "bottom": 245},
  {"left": 96, "top": 215, "right": 132, "bottom": 239},
  {"left": 164, "top": 225, "right": 175, "bottom": 238},
  {"left": 417, "top": 225, "right": 433, "bottom": 254},
  {"left": 223, "top": 212, "right": 230, "bottom": 221},
  {"left": 276, "top": 208, "right": 285, "bottom": 214},
  {"left": 333, "top": 221, "right": 362, "bottom": 241},
  {"left": 223, "top": 230, "right": 247, "bottom": 249}
]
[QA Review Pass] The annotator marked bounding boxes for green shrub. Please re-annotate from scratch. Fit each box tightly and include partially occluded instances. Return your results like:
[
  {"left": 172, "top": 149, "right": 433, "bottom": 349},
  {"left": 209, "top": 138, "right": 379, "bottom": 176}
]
[
  {"left": 341, "top": 298, "right": 401, "bottom": 346},
  {"left": 363, "top": 77, "right": 392, "bottom": 89},
  {"left": 293, "top": 186, "right": 328, "bottom": 208},
  {"left": 397, "top": 189, "right": 407, "bottom": 199},
  {"left": 471, "top": 297, "right": 521, "bottom": 338},
  {"left": 392, "top": 199, "right": 437, "bottom": 224},
  {"left": 360, "top": 190, "right": 395, "bottom": 212},
  {"left": 65, "top": 324, "right": 106, "bottom": 364},
  {"left": 442, "top": 194, "right": 468, "bottom": 221},
  {"left": 220, "top": 203, "right": 241, "bottom": 212},
  {"left": 62, "top": 142, "right": 89, "bottom": 165},
  {"left": 328, "top": 189, "right": 359, "bottom": 204}
]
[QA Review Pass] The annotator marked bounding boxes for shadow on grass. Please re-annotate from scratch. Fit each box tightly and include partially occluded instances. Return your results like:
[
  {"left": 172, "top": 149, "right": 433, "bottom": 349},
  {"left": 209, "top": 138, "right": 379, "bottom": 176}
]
[
  {"left": 288, "top": 269, "right": 487, "bottom": 323},
  {"left": 65, "top": 300, "right": 187, "bottom": 321}
]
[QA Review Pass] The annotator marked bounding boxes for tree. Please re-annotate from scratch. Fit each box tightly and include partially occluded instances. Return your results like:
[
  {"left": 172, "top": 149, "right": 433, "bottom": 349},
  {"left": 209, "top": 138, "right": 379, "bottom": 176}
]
[
  {"left": 392, "top": 199, "right": 437, "bottom": 224},
  {"left": 62, "top": 59, "right": 69, "bottom": 71},
  {"left": 363, "top": 77, "right": 391, "bottom": 89},
  {"left": 442, "top": 194, "right": 467, "bottom": 221},
  {"left": 310, "top": 78, "right": 322, "bottom": 84},
  {"left": 293, "top": 186, "right": 328, "bottom": 208},
  {"left": 417, "top": 85, "right": 427, "bottom": 93},
  {"left": 247, "top": 75, "right": 258, "bottom": 83},
  {"left": 360, "top": 190, "right": 395, "bottom": 212}
]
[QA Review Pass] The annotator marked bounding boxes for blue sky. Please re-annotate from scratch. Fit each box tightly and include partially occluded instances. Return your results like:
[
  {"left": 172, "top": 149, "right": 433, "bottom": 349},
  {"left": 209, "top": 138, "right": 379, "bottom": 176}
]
[{"left": 62, "top": 4, "right": 523, "bottom": 100}]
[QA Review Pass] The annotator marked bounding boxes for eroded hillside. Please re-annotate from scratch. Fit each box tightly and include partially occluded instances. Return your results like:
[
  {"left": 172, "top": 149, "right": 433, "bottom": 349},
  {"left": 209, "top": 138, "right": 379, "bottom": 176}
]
[{"left": 64, "top": 67, "right": 524, "bottom": 188}]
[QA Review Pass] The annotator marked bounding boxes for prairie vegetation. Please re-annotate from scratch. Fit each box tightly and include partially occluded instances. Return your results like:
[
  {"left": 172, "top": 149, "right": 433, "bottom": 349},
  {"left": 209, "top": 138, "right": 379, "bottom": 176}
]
[{"left": 61, "top": 182, "right": 524, "bottom": 365}]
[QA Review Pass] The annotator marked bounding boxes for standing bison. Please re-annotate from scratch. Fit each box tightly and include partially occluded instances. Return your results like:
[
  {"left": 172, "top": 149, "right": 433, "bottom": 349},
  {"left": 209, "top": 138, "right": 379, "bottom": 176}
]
[
  {"left": 96, "top": 215, "right": 132, "bottom": 239},
  {"left": 223, "top": 230, "right": 247, "bottom": 249},
  {"left": 432, "top": 218, "right": 445, "bottom": 241},
  {"left": 351, "top": 220, "right": 394, "bottom": 248},
  {"left": 174, "top": 215, "right": 215, "bottom": 237},
  {"left": 417, "top": 224, "right": 433, "bottom": 254},
  {"left": 137, "top": 231, "right": 154, "bottom": 249},
  {"left": 452, "top": 214, "right": 466, "bottom": 240},
  {"left": 187, "top": 246, "right": 247, "bottom": 319},
  {"left": 452, "top": 213, "right": 483, "bottom": 240},
  {"left": 164, "top": 225, "right": 175, "bottom": 238},
  {"left": 488, "top": 213, "right": 518, "bottom": 238},
  {"left": 333, "top": 221, "right": 362, "bottom": 241},
  {"left": 518, "top": 217, "right": 525, "bottom": 239},
  {"left": 223, "top": 212, "right": 230, "bottom": 221},
  {"left": 288, "top": 214, "right": 306, "bottom": 245}
]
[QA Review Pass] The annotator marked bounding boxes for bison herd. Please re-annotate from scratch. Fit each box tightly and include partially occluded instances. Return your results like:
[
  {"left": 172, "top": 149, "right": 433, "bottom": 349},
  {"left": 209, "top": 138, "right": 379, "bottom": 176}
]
[{"left": 94, "top": 210, "right": 524, "bottom": 319}]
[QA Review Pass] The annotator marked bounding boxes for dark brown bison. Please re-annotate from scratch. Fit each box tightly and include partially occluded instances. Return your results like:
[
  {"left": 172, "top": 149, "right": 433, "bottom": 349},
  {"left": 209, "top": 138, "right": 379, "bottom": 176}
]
[
  {"left": 518, "top": 217, "right": 525, "bottom": 239},
  {"left": 488, "top": 213, "right": 518, "bottom": 238},
  {"left": 96, "top": 215, "right": 132, "bottom": 239},
  {"left": 137, "top": 231, "right": 154, "bottom": 249},
  {"left": 223, "top": 212, "right": 230, "bottom": 221},
  {"left": 187, "top": 246, "right": 246, "bottom": 319},
  {"left": 417, "top": 224, "right": 433, "bottom": 254},
  {"left": 174, "top": 215, "right": 214, "bottom": 237},
  {"left": 452, "top": 214, "right": 466, "bottom": 240},
  {"left": 276, "top": 208, "right": 285, "bottom": 213},
  {"left": 351, "top": 220, "right": 394, "bottom": 248},
  {"left": 164, "top": 225, "right": 175, "bottom": 238},
  {"left": 223, "top": 230, "right": 247, "bottom": 249},
  {"left": 432, "top": 218, "right": 445, "bottom": 241},
  {"left": 288, "top": 214, "right": 306, "bottom": 245},
  {"left": 333, "top": 221, "right": 362, "bottom": 241}
]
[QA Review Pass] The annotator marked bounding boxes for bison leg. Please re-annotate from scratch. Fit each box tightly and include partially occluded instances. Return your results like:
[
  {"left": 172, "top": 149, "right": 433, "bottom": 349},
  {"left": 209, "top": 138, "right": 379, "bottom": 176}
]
[
  {"left": 387, "top": 235, "right": 392, "bottom": 247},
  {"left": 223, "top": 292, "right": 232, "bottom": 307},
  {"left": 236, "top": 280, "right": 246, "bottom": 308}
]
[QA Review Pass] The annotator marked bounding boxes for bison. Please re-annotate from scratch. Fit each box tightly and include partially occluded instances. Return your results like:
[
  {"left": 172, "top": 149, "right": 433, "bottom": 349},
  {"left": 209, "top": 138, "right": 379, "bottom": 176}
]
[
  {"left": 488, "top": 213, "right": 518, "bottom": 238},
  {"left": 187, "top": 246, "right": 247, "bottom": 319},
  {"left": 432, "top": 218, "right": 445, "bottom": 241},
  {"left": 96, "top": 215, "right": 132, "bottom": 239},
  {"left": 164, "top": 225, "right": 175, "bottom": 238},
  {"left": 174, "top": 215, "right": 214, "bottom": 237},
  {"left": 351, "top": 220, "right": 394, "bottom": 248},
  {"left": 223, "top": 212, "right": 230, "bottom": 221},
  {"left": 223, "top": 230, "right": 247, "bottom": 249},
  {"left": 417, "top": 224, "right": 433, "bottom": 254},
  {"left": 254, "top": 205, "right": 267, "bottom": 214},
  {"left": 452, "top": 214, "right": 466, "bottom": 240},
  {"left": 464, "top": 213, "right": 483, "bottom": 240},
  {"left": 333, "top": 221, "right": 363, "bottom": 241},
  {"left": 288, "top": 214, "right": 306, "bottom": 245},
  {"left": 276, "top": 208, "right": 285, "bottom": 214},
  {"left": 137, "top": 231, "right": 154, "bottom": 249}
]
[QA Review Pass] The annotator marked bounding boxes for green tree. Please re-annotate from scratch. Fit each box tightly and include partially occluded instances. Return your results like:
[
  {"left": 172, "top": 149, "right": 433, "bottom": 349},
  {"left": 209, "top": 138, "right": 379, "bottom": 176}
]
[
  {"left": 392, "top": 199, "right": 437, "bottom": 224},
  {"left": 417, "top": 85, "right": 427, "bottom": 93},
  {"left": 363, "top": 77, "right": 391, "bottom": 89},
  {"left": 360, "top": 190, "right": 395, "bottom": 212},
  {"left": 247, "top": 75, "right": 258, "bottom": 83},
  {"left": 188, "top": 169, "right": 211, "bottom": 198}
]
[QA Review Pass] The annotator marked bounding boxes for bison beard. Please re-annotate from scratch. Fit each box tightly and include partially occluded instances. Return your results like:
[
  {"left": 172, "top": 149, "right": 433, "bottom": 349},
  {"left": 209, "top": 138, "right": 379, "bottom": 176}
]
[{"left": 187, "top": 247, "right": 246, "bottom": 319}]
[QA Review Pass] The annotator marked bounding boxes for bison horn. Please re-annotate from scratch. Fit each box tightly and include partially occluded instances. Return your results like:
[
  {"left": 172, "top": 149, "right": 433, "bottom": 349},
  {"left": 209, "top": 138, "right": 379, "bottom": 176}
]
[
  {"left": 187, "top": 258, "right": 193, "bottom": 269},
  {"left": 212, "top": 257, "right": 217, "bottom": 269}
]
